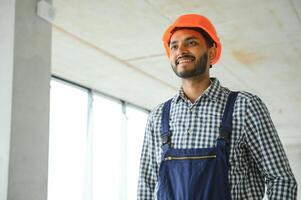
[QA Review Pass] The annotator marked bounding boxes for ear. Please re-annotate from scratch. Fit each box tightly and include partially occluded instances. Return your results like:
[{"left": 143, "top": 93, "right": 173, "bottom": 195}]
[{"left": 208, "top": 45, "right": 216, "bottom": 65}]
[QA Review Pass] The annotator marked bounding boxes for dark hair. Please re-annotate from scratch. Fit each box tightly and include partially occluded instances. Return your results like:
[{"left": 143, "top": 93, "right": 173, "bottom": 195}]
[{"left": 169, "top": 27, "right": 215, "bottom": 48}]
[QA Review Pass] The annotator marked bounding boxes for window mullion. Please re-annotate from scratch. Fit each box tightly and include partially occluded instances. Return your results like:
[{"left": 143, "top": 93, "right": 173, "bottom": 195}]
[
  {"left": 120, "top": 101, "right": 128, "bottom": 200},
  {"left": 84, "top": 90, "right": 93, "bottom": 200}
]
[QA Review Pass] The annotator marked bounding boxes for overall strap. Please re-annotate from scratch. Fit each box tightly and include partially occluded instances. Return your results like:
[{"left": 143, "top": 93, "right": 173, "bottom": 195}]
[
  {"left": 219, "top": 91, "right": 239, "bottom": 140},
  {"left": 160, "top": 98, "right": 173, "bottom": 159},
  {"left": 160, "top": 98, "right": 173, "bottom": 146}
]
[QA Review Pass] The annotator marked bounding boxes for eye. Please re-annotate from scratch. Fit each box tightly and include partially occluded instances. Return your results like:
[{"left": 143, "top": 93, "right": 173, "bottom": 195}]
[
  {"left": 188, "top": 41, "right": 197, "bottom": 46},
  {"left": 170, "top": 45, "right": 178, "bottom": 51}
]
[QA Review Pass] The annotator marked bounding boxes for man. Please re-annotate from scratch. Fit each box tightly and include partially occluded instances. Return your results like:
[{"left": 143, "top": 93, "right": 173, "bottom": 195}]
[{"left": 137, "top": 14, "right": 297, "bottom": 199}]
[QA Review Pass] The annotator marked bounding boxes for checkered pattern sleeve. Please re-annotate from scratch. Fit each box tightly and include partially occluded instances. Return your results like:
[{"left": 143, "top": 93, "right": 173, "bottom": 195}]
[
  {"left": 244, "top": 95, "right": 298, "bottom": 199},
  {"left": 137, "top": 112, "right": 158, "bottom": 200}
]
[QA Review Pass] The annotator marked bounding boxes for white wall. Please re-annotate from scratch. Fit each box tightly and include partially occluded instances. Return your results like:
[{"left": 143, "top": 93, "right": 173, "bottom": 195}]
[{"left": 287, "top": 153, "right": 301, "bottom": 199}]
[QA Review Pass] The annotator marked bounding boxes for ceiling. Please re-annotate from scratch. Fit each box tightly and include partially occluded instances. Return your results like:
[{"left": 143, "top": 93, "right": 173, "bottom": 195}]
[{"left": 51, "top": 0, "right": 301, "bottom": 151}]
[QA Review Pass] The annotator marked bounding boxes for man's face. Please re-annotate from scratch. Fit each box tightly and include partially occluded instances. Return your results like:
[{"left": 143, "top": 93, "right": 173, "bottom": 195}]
[{"left": 169, "top": 29, "right": 210, "bottom": 79}]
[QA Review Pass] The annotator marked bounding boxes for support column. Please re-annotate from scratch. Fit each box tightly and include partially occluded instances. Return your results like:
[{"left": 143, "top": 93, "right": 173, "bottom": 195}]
[
  {"left": 0, "top": 0, "right": 16, "bottom": 199},
  {"left": 0, "top": 0, "right": 52, "bottom": 199}
]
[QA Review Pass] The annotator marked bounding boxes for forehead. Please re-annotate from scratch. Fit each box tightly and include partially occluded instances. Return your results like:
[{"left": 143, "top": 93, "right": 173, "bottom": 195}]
[{"left": 170, "top": 29, "right": 204, "bottom": 43}]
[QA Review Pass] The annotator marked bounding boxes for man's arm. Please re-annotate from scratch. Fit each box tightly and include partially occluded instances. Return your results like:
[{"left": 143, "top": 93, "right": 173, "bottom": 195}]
[
  {"left": 137, "top": 113, "right": 158, "bottom": 200},
  {"left": 244, "top": 95, "right": 297, "bottom": 199}
]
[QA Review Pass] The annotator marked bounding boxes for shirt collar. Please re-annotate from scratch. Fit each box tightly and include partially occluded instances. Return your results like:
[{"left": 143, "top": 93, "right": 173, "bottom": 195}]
[{"left": 173, "top": 77, "right": 222, "bottom": 103}]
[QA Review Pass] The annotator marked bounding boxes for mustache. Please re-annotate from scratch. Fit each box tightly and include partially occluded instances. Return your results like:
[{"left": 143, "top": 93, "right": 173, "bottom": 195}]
[{"left": 176, "top": 55, "right": 195, "bottom": 64}]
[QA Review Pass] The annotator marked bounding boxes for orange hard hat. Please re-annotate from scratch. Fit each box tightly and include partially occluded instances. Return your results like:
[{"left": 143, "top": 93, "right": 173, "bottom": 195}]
[{"left": 162, "top": 14, "right": 222, "bottom": 65}]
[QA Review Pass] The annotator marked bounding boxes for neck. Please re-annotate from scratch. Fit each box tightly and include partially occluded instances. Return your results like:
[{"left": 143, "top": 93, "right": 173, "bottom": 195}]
[{"left": 182, "top": 75, "right": 211, "bottom": 103}]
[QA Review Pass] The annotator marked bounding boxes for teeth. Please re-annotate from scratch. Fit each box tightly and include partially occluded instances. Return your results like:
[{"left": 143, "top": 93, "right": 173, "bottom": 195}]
[{"left": 178, "top": 59, "right": 193, "bottom": 64}]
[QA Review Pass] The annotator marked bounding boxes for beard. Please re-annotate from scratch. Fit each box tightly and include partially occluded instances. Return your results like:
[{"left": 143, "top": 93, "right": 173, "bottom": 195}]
[{"left": 171, "top": 52, "right": 208, "bottom": 78}]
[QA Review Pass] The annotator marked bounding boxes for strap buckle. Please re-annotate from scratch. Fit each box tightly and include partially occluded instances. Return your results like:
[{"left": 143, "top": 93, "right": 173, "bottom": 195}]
[
  {"left": 218, "top": 128, "right": 230, "bottom": 141},
  {"left": 161, "top": 131, "right": 172, "bottom": 147}
]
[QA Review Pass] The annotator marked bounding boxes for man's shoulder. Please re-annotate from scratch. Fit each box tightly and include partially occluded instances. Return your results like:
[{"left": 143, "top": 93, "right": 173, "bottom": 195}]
[
  {"left": 219, "top": 85, "right": 264, "bottom": 107},
  {"left": 232, "top": 90, "right": 265, "bottom": 109},
  {"left": 217, "top": 83, "right": 261, "bottom": 102},
  {"left": 147, "top": 96, "right": 177, "bottom": 123},
  {"left": 147, "top": 102, "right": 165, "bottom": 122},
  {"left": 236, "top": 90, "right": 258, "bottom": 101}
]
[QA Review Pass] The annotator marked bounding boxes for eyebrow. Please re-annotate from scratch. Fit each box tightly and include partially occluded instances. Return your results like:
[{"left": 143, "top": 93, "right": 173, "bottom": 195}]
[{"left": 169, "top": 36, "right": 198, "bottom": 46}]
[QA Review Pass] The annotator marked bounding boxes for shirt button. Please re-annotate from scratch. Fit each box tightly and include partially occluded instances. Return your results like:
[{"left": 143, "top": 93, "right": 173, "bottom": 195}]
[{"left": 187, "top": 128, "right": 192, "bottom": 134}]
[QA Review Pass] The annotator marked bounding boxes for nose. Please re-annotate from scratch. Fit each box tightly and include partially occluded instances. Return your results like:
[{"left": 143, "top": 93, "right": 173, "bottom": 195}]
[
  {"left": 175, "top": 44, "right": 190, "bottom": 60},
  {"left": 177, "top": 44, "right": 188, "bottom": 55}
]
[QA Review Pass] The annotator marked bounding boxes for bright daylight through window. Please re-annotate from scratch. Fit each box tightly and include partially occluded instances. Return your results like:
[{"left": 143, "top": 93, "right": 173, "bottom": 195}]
[{"left": 48, "top": 78, "right": 148, "bottom": 200}]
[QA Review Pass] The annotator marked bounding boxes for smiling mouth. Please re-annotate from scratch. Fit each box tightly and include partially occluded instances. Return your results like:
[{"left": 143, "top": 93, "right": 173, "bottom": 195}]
[{"left": 176, "top": 57, "right": 195, "bottom": 65}]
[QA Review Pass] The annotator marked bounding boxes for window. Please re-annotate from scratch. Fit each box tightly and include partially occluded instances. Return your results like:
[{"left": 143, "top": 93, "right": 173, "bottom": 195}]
[
  {"left": 92, "top": 94, "right": 123, "bottom": 200},
  {"left": 48, "top": 78, "right": 148, "bottom": 200},
  {"left": 125, "top": 106, "right": 148, "bottom": 199},
  {"left": 48, "top": 79, "right": 88, "bottom": 200}
]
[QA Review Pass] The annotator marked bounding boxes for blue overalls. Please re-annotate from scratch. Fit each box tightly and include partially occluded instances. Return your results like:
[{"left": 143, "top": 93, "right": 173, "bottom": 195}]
[{"left": 156, "top": 92, "right": 238, "bottom": 200}]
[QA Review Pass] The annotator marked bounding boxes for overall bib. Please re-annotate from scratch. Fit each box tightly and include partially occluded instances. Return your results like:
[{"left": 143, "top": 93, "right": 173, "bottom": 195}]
[{"left": 156, "top": 92, "right": 238, "bottom": 200}]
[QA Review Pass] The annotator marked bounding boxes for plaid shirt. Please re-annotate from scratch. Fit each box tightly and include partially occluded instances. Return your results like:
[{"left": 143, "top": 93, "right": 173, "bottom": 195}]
[{"left": 137, "top": 77, "right": 297, "bottom": 200}]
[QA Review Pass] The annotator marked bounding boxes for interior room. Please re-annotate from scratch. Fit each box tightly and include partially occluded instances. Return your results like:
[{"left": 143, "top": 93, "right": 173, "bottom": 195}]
[{"left": 1, "top": 0, "right": 301, "bottom": 199}]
